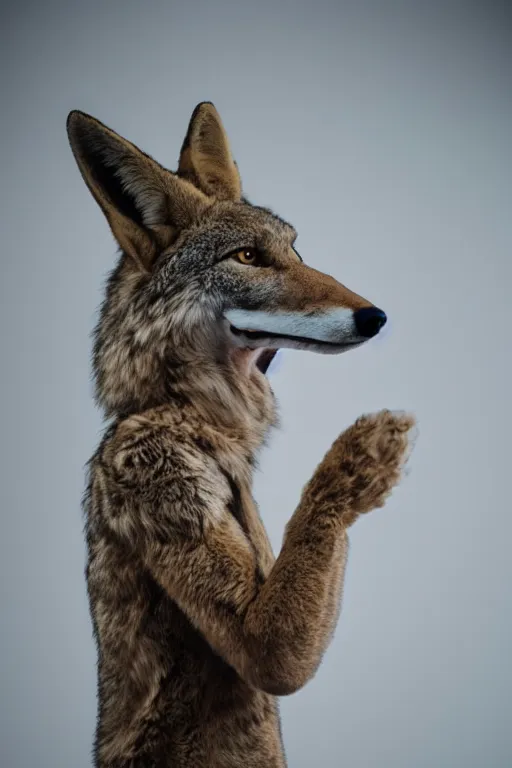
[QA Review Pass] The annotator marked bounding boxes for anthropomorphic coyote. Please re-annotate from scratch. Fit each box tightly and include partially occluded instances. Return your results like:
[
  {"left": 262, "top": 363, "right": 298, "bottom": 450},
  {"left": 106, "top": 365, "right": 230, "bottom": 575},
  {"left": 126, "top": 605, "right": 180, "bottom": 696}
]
[{"left": 67, "top": 103, "right": 416, "bottom": 768}]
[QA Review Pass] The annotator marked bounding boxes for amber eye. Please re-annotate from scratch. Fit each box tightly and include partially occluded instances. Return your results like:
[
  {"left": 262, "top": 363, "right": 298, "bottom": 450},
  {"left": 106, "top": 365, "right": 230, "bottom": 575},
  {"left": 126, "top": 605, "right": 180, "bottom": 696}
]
[{"left": 233, "top": 247, "right": 259, "bottom": 265}]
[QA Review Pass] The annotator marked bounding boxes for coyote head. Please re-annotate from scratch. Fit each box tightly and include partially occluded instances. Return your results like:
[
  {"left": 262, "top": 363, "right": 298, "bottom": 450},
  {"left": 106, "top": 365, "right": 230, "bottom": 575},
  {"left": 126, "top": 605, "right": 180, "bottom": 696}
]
[{"left": 67, "top": 104, "right": 386, "bottom": 417}]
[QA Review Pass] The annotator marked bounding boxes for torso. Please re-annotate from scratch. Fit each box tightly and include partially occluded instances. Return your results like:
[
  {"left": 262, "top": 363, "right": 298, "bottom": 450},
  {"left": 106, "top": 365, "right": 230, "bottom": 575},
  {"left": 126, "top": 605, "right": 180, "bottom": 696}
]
[{"left": 85, "top": 392, "right": 287, "bottom": 767}]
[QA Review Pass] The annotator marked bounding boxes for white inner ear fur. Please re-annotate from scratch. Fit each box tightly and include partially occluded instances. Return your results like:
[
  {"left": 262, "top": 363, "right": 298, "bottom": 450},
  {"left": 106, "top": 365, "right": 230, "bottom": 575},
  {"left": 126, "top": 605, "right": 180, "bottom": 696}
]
[
  {"left": 225, "top": 308, "right": 360, "bottom": 344},
  {"left": 106, "top": 159, "right": 166, "bottom": 227}
]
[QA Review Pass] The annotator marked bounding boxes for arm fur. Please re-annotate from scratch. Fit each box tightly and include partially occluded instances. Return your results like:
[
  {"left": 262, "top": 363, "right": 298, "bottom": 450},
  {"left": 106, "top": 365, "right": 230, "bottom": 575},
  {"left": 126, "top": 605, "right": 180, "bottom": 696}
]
[{"left": 100, "top": 409, "right": 414, "bottom": 695}]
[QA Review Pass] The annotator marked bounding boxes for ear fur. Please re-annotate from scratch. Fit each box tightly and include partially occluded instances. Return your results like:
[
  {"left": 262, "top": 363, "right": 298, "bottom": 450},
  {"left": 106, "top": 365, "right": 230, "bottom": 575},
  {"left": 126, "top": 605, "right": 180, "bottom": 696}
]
[
  {"left": 66, "top": 111, "right": 209, "bottom": 270},
  {"left": 178, "top": 102, "right": 242, "bottom": 202}
]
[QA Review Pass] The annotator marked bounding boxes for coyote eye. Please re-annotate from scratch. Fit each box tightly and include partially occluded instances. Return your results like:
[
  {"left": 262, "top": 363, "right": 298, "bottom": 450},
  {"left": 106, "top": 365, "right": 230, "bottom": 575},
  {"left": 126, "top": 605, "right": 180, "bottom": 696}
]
[{"left": 233, "top": 248, "right": 260, "bottom": 265}]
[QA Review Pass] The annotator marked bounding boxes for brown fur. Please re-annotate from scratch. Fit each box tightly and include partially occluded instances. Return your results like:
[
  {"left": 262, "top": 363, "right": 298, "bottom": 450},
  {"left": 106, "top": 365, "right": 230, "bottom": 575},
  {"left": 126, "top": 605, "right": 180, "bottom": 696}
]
[{"left": 68, "top": 103, "right": 416, "bottom": 767}]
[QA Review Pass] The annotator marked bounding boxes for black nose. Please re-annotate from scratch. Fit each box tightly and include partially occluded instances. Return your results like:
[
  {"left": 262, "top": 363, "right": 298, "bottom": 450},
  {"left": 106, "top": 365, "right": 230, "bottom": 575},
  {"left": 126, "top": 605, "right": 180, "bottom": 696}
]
[{"left": 354, "top": 307, "right": 387, "bottom": 338}]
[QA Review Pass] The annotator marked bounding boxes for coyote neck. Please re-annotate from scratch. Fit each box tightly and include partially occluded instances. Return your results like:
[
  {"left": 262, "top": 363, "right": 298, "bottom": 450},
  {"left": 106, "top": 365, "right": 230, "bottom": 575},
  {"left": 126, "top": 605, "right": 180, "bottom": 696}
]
[{"left": 167, "top": 358, "right": 277, "bottom": 451}]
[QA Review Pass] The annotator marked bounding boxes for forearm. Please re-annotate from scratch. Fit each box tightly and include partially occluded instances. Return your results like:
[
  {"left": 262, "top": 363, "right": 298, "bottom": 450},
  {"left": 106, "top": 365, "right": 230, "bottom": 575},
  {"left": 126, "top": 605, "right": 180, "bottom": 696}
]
[
  {"left": 243, "top": 503, "right": 347, "bottom": 691},
  {"left": 314, "top": 532, "right": 348, "bottom": 656},
  {"left": 146, "top": 500, "right": 347, "bottom": 695}
]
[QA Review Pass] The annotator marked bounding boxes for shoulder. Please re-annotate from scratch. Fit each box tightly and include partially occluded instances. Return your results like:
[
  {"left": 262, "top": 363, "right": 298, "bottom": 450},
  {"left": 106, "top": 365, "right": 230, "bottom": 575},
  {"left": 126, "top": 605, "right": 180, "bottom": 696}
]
[
  {"left": 104, "top": 412, "right": 184, "bottom": 485},
  {"left": 95, "top": 408, "right": 232, "bottom": 537}
]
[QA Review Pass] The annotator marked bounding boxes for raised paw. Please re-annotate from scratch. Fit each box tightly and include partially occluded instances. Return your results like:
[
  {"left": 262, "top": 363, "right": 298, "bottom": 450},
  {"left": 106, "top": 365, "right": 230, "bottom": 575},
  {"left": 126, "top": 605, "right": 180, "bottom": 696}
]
[{"left": 310, "top": 410, "right": 417, "bottom": 527}]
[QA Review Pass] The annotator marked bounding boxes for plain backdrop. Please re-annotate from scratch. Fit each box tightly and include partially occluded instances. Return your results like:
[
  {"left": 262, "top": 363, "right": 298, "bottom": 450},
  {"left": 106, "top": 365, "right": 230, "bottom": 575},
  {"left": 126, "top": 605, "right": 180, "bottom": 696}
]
[{"left": 1, "top": 1, "right": 511, "bottom": 767}]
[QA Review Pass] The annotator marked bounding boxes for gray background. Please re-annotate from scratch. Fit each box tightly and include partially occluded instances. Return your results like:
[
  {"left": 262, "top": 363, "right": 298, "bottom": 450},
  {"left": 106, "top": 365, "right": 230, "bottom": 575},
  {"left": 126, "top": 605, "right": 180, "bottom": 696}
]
[{"left": 1, "top": 1, "right": 511, "bottom": 766}]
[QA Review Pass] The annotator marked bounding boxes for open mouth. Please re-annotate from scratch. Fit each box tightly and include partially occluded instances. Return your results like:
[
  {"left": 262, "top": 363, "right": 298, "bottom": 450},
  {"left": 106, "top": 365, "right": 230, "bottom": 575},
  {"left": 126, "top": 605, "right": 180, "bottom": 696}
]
[
  {"left": 229, "top": 325, "right": 360, "bottom": 350},
  {"left": 254, "top": 348, "right": 278, "bottom": 374},
  {"left": 229, "top": 325, "right": 362, "bottom": 373}
]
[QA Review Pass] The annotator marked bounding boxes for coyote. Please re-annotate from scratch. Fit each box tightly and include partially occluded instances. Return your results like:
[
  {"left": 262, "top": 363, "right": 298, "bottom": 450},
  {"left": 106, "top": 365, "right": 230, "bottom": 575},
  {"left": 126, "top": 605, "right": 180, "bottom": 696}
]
[{"left": 67, "top": 103, "right": 416, "bottom": 768}]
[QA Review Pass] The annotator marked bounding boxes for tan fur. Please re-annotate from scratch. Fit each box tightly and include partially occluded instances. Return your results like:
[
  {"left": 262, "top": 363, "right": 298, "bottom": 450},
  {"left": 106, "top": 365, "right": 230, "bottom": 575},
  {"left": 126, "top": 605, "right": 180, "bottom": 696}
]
[
  {"left": 270, "top": 260, "right": 372, "bottom": 312},
  {"left": 178, "top": 102, "right": 242, "bottom": 201},
  {"left": 68, "top": 103, "right": 416, "bottom": 767}
]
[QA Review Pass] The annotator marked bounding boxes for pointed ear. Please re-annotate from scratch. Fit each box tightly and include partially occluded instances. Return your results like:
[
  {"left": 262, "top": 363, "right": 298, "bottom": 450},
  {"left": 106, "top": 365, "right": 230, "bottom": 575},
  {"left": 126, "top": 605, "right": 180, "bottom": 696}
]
[
  {"left": 66, "top": 111, "right": 209, "bottom": 271},
  {"left": 178, "top": 102, "right": 242, "bottom": 202}
]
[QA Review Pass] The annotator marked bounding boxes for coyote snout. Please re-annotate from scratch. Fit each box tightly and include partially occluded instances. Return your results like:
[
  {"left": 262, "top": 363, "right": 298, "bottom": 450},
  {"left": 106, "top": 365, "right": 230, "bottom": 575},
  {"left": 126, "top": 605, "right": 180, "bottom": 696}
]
[
  {"left": 226, "top": 304, "right": 387, "bottom": 354},
  {"left": 224, "top": 252, "right": 387, "bottom": 356}
]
